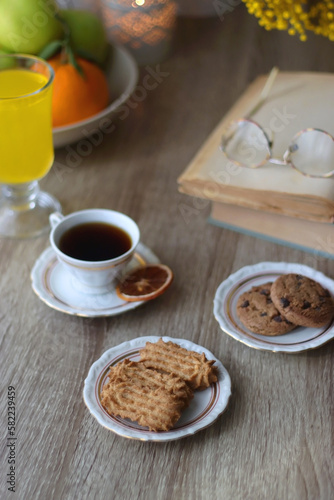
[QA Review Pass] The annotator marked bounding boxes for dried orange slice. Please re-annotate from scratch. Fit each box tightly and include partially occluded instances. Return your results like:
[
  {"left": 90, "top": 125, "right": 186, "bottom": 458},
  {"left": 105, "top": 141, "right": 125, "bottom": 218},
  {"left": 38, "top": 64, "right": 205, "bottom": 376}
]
[{"left": 116, "top": 264, "right": 173, "bottom": 302}]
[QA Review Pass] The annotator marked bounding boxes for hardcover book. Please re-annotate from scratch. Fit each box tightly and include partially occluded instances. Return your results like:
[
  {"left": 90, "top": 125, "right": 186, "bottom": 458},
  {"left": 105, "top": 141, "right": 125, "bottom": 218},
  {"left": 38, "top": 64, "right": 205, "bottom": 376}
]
[
  {"left": 178, "top": 71, "right": 334, "bottom": 223},
  {"left": 209, "top": 201, "right": 334, "bottom": 259}
]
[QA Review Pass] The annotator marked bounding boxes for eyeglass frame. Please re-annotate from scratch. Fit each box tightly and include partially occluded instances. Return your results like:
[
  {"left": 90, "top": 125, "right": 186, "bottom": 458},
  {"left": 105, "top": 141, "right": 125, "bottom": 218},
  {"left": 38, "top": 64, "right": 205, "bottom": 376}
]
[
  {"left": 220, "top": 119, "right": 334, "bottom": 178},
  {"left": 219, "top": 67, "right": 334, "bottom": 179}
]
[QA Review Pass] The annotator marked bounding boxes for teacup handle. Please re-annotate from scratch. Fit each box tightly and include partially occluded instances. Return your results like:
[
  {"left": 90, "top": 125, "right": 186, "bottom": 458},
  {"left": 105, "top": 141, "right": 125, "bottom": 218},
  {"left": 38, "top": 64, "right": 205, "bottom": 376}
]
[{"left": 49, "top": 212, "right": 64, "bottom": 228}]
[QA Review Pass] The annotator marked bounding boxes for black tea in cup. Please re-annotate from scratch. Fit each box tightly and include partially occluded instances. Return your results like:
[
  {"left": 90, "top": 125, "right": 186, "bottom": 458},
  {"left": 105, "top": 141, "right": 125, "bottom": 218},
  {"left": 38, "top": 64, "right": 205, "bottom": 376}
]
[{"left": 59, "top": 222, "right": 132, "bottom": 261}]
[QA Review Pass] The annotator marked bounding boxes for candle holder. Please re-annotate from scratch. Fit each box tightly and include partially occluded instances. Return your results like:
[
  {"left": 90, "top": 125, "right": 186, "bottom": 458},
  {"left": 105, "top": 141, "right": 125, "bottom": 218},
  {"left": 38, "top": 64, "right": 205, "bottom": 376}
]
[{"left": 99, "top": 0, "right": 177, "bottom": 65}]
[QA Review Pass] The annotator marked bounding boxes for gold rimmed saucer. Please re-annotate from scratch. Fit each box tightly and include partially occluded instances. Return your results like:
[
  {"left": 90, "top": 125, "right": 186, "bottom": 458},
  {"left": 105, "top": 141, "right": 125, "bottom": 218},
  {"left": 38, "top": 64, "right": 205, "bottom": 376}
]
[{"left": 30, "top": 243, "right": 159, "bottom": 317}]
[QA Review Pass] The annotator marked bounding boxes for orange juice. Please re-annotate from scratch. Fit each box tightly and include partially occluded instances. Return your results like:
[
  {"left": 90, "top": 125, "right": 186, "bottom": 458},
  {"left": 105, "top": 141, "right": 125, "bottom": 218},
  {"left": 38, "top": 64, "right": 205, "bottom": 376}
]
[{"left": 0, "top": 68, "right": 54, "bottom": 184}]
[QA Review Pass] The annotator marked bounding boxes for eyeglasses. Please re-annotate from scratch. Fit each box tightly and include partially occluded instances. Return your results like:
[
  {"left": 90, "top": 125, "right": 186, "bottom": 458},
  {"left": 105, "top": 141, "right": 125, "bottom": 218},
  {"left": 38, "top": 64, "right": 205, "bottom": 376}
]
[{"left": 220, "top": 67, "right": 334, "bottom": 179}]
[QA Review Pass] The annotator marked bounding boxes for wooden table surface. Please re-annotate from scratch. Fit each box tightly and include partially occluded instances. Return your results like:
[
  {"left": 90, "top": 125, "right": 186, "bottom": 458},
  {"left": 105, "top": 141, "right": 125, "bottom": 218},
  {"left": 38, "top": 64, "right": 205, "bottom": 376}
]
[{"left": 1, "top": 7, "right": 334, "bottom": 500}]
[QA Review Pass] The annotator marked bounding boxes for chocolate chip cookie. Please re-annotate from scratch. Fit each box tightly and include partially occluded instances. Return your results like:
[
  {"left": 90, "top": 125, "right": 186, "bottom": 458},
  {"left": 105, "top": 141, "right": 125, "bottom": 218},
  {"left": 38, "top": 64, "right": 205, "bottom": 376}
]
[
  {"left": 271, "top": 274, "right": 334, "bottom": 328},
  {"left": 236, "top": 282, "right": 296, "bottom": 336}
]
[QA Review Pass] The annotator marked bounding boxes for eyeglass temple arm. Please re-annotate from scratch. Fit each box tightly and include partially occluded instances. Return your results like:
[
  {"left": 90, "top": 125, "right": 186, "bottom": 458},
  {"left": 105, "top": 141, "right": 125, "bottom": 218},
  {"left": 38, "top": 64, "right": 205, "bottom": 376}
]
[{"left": 245, "top": 67, "right": 279, "bottom": 119}]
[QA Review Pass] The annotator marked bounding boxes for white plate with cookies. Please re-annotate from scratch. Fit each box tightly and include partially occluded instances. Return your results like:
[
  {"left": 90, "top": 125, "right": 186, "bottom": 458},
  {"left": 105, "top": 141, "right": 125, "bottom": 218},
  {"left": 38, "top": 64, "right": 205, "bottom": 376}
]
[
  {"left": 213, "top": 262, "right": 334, "bottom": 353},
  {"left": 83, "top": 336, "right": 232, "bottom": 441}
]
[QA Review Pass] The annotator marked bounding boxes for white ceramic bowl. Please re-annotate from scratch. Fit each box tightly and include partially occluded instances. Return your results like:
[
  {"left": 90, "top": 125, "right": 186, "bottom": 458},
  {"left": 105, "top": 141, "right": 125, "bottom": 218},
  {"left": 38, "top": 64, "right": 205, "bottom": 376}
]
[{"left": 52, "top": 44, "right": 138, "bottom": 148}]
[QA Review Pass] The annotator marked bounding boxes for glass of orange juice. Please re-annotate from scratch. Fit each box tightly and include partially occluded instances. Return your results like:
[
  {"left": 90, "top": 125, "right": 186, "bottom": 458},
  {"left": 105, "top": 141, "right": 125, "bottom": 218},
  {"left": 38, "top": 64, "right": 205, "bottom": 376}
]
[{"left": 0, "top": 54, "right": 61, "bottom": 238}]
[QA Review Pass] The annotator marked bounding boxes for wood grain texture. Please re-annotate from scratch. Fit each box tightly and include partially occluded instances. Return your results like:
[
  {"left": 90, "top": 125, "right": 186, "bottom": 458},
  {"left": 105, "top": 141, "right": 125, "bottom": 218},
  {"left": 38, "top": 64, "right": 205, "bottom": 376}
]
[{"left": 1, "top": 7, "right": 334, "bottom": 500}]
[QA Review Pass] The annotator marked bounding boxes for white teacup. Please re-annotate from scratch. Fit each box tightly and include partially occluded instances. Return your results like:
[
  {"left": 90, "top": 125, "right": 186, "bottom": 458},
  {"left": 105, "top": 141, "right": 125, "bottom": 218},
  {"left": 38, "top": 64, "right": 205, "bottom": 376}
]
[{"left": 49, "top": 209, "right": 140, "bottom": 294}]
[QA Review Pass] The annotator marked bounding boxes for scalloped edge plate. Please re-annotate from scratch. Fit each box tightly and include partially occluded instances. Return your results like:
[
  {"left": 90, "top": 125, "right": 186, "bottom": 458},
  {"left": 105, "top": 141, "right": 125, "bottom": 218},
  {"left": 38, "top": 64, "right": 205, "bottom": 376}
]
[
  {"left": 83, "top": 336, "right": 232, "bottom": 441},
  {"left": 213, "top": 262, "right": 334, "bottom": 353}
]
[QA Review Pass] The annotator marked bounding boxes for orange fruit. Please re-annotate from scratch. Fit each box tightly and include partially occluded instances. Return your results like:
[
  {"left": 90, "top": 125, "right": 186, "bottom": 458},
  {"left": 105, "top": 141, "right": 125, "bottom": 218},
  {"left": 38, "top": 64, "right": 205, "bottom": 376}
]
[
  {"left": 48, "top": 54, "right": 109, "bottom": 127},
  {"left": 116, "top": 264, "right": 174, "bottom": 302}
]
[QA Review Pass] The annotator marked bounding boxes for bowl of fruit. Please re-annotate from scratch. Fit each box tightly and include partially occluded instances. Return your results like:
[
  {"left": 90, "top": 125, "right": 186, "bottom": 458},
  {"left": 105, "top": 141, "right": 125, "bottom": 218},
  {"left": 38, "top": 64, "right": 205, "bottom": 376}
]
[
  {"left": 0, "top": 1, "right": 138, "bottom": 148},
  {"left": 51, "top": 42, "right": 138, "bottom": 149}
]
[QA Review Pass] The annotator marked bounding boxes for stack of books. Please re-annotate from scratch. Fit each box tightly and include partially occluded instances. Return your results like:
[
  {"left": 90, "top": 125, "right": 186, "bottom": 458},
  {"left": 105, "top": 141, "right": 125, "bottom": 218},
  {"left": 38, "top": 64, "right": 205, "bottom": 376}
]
[{"left": 178, "top": 71, "right": 334, "bottom": 258}]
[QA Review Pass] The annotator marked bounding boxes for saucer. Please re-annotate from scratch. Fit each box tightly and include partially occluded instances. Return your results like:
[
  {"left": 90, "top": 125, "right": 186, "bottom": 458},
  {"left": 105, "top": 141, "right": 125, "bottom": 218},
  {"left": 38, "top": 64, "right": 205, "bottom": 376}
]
[
  {"left": 83, "top": 336, "right": 232, "bottom": 442},
  {"left": 31, "top": 243, "right": 160, "bottom": 317},
  {"left": 213, "top": 262, "right": 334, "bottom": 353}
]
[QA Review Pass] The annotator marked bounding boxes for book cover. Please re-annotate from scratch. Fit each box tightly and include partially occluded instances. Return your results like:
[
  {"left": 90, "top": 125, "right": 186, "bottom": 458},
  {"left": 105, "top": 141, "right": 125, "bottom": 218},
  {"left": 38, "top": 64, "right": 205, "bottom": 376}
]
[{"left": 210, "top": 201, "right": 334, "bottom": 259}]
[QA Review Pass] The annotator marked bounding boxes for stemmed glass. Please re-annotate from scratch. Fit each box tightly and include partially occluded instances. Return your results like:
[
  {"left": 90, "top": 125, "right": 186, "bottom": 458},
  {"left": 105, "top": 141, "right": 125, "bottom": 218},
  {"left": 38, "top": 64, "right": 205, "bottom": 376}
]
[{"left": 0, "top": 54, "right": 61, "bottom": 238}]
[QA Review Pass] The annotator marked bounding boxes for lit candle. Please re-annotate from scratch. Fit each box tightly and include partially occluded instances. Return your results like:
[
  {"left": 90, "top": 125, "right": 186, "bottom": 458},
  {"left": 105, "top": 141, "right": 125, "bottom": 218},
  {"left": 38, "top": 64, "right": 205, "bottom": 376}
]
[{"left": 99, "top": 0, "right": 177, "bottom": 64}]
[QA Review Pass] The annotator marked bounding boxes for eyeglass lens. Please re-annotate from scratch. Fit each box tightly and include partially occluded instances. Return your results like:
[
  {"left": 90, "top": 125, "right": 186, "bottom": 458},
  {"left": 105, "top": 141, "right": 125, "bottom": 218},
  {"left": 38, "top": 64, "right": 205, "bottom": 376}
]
[
  {"left": 222, "top": 121, "right": 270, "bottom": 168},
  {"left": 288, "top": 129, "right": 334, "bottom": 177}
]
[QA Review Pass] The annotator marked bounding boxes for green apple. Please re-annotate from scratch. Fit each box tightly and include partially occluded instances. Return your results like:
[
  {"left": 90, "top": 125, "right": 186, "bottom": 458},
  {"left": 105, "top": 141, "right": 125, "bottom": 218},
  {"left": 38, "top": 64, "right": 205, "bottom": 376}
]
[
  {"left": 0, "top": 48, "right": 16, "bottom": 70},
  {"left": 0, "top": 47, "right": 11, "bottom": 56},
  {"left": 60, "top": 9, "right": 109, "bottom": 66},
  {"left": 0, "top": 0, "right": 63, "bottom": 55}
]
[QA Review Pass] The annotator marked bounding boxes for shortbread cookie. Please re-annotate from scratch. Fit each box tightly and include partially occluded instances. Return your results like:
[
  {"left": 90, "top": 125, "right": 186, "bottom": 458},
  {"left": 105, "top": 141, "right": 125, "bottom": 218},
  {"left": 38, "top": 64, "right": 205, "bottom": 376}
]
[
  {"left": 236, "top": 282, "right": 296, "bottom": 336},
  {"left": 140, "top": 339, "right": 218, "bottom": 390},
  {"left": 101, "top": 360, "right": 193, "bottom": 432},
  {"left": 271, "top": 274, "right": 334, "bottom": 328}
]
